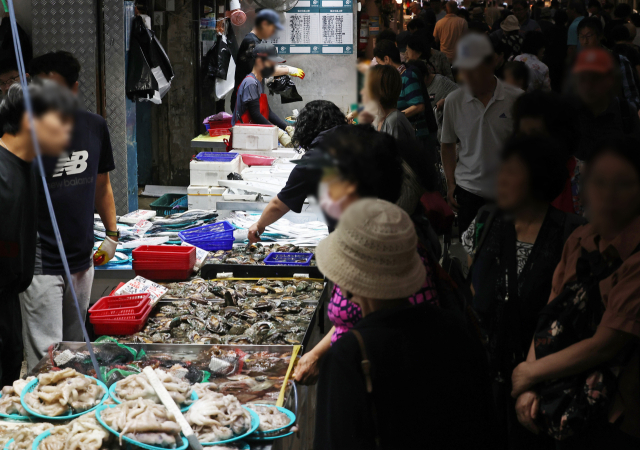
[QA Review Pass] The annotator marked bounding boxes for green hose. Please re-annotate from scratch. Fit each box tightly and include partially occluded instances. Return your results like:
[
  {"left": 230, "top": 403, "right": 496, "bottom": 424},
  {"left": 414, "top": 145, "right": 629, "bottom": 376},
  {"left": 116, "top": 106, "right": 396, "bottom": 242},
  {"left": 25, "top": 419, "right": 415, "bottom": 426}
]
[{"left": 1, "top": 1, "right": 7, "bottom": 14}]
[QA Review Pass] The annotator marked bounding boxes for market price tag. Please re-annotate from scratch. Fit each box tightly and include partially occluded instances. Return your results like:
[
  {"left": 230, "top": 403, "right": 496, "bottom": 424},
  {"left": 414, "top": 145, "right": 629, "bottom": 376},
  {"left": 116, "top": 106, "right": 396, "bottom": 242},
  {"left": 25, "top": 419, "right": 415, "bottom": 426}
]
[{"left": 115, "top": 276, "right": 168, "bottom": 306}]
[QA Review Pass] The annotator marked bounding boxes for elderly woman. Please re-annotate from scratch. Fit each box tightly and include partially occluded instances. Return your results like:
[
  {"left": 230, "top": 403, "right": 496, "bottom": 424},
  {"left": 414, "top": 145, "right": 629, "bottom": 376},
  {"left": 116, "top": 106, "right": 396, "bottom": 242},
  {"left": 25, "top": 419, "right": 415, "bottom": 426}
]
[
  {"left": 293, "top": 126, "right": 438, "bottom": 385},
  {"left": 463, "top": 135, "right": 584, "bottom": 450},
  {"left": 313, "top": 199, "right": 495, "bottom": 449},
  {"left": 512, "top": 137, "right": 640, "bottom": 449},
  {"left": 247, "top": 100, "right": 346, "bottom": 240}
]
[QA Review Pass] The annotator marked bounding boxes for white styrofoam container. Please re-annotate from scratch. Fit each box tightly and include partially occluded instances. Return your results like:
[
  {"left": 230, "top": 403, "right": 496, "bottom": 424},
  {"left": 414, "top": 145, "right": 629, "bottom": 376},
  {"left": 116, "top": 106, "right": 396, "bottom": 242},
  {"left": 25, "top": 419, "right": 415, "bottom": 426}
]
[
  {"left": 187, "top": 185, "right": 225, "bottom": 210},
  {"left": 189, "top": 157, "right": 241, "bottom": 186},
  {"left": 231, "top": 125, "right": 278, "bottom": 150},
  {"left": 222, "top": 188, "right": 260, "bottom": 201}
]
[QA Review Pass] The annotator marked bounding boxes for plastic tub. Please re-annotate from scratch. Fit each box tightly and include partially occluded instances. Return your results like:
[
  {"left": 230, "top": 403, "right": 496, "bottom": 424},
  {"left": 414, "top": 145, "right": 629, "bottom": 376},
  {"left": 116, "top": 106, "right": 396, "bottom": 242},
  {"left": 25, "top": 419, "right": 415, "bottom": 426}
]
[
  {"left": 241, "top": 154, "right": 276, "bottom": 166},
  {"left": 90, "top": 302, "right": 153, "bottom": 335},
  {"left": 150, "top": 194, "right": 188, "bottom": 216},
  {"left": 132, "top": 265, "right": 194, "bottom": 281},
  {"left": 108, "top": 384, "right": 198, "bottom": 413},
  {"left": 195, "top": 152, "right": 238, "bottom": 161},
  {"left": 88, "top": 293, "right": 151, "bottom": 318},
  {"left": 96, "top": 405, "right": 189, "bottom": 450},
  {"left": 132, "top": 245, "right": 196, "bottom": 263},
  {"left": 263, "top": 252, "right": 314, "bottom": 266},
  {"left": 20, "top": 376, "right": 108, "bottom": 420},
  {"left": 179, "top": 220, "right": 234, "bottom": 243}
]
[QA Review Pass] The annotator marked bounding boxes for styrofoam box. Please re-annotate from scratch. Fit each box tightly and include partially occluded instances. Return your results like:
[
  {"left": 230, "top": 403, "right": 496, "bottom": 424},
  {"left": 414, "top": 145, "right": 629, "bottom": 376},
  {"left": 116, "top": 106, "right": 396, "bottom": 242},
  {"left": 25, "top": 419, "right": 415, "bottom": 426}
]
[
  {"left": 190, "top": 156, "right": 241, "bottom": 186},
  {"left": 232, "top": 125, "right": 278, "bottom": 150},
  {"left": 187, "top": 185, "right": 225, "bottom": 210}
]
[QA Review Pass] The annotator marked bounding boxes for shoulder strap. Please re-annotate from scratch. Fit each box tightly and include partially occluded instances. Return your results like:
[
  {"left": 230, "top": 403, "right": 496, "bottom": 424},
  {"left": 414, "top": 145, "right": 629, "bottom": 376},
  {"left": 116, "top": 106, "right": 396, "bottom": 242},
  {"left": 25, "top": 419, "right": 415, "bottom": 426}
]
[{"left": 351, "top": 329, "right": 381, "bottom": 449}]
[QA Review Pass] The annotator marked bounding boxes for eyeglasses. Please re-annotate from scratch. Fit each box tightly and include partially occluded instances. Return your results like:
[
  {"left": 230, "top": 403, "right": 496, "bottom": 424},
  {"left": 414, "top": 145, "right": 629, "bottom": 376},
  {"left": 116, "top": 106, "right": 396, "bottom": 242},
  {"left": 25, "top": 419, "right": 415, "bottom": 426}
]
[
  {"left": 0, "top": 76, "right": 20, "bottom": 88},
  {"left": 579, "top": 32, "right": 597, "bottom": 41}
]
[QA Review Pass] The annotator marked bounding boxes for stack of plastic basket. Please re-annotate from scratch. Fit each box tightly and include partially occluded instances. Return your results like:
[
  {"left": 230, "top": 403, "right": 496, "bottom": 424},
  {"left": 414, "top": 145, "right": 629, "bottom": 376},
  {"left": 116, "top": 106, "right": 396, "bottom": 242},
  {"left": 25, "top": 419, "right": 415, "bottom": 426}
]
[
  {"left": 88, "top": 293, "right": 152, "bottom": 335},
  {"left": 131, "top": 245, "right": 196, "bottom": 280},
  {"left": 178, "top": 220, "right": 235, "bottom": 251}
]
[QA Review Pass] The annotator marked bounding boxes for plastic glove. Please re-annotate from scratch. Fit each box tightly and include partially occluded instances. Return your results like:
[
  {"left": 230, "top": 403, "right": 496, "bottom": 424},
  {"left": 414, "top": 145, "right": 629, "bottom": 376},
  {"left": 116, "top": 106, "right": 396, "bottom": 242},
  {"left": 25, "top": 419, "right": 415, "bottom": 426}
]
[
  {"left": 93, "top": 236, "right": 117, "bottom": 266},
  {"left": 278, "top": 128, "right": 293, "bottom": 147},
  {"left": 288, "top": 67, "right": 305, "bottom": 79},
  {"left": 285, "top": 125, "right": 295, "bottom": 137}
]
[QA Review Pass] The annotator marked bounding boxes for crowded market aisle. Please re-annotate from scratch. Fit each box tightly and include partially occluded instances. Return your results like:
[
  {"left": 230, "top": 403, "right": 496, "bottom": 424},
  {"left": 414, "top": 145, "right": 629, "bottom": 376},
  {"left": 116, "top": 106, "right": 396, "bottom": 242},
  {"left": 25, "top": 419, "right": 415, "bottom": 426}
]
[{"left": 2, "top": 1, "right": 640, "bottom": 449}]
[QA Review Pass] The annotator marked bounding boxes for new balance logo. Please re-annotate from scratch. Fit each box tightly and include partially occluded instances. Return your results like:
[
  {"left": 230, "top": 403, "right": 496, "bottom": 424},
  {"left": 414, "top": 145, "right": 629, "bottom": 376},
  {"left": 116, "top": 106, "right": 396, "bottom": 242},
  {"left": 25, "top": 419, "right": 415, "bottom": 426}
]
[{"left": 52, "top": 151, "right": 89, "bottom": 177}]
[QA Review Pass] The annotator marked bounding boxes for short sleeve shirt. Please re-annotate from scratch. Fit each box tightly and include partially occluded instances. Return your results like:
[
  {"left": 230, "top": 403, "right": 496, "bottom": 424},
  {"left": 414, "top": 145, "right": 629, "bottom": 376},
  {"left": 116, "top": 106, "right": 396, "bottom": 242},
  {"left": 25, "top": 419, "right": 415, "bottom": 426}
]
[
  {"left": 567, "top": 16, "right": 584, "bottom": 47},
  {"left": 37, "top": 110, "right": 115, "bottom": 274},
  {"left": 440, "top": 78, "right": 523, "bottom": 198},
  {"left": 548, "top": 217, "right": 640, "bottom": 436},
  {"left": 232, "top": 74, "right": 263, "bottom": 126}
]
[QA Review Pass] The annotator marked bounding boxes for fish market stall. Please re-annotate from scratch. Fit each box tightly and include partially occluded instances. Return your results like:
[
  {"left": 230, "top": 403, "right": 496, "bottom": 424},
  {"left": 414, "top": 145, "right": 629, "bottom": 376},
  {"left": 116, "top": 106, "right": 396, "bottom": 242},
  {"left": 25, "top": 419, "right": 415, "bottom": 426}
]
[{"left": 0, "top": 342, "right": 311, "bottom": 449}]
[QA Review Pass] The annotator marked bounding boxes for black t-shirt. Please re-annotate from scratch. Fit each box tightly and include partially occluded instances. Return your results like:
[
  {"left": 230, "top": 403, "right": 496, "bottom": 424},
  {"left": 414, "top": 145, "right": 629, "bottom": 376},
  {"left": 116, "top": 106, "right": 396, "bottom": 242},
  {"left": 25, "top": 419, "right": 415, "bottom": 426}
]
[
  {"left": 37, "top": 110, "right": 115, "bottom": 275},
  {"left": 276, "top": 147, "right": 337, "bottom": 232},
  {"left": 0, "top": 146, "right": 37, "bottom": 293},
  {"left": 232, "top": 32, "right": 263, "bottom": 111},
  {"left": 314, "top": 302, "right": 497, "bottom": 450}
]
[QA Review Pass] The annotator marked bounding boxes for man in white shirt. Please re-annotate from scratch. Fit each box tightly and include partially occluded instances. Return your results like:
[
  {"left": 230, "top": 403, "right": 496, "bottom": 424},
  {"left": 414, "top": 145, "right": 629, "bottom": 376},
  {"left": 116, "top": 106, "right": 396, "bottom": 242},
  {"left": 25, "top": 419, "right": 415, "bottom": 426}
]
[{"left": 441, "top": 33, "right": 523, "bottom": 234}]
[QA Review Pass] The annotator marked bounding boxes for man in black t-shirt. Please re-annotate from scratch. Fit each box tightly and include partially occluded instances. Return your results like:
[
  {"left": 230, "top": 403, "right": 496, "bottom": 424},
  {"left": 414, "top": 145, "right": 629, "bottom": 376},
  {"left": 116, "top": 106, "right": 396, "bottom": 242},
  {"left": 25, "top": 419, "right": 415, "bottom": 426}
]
[
  {"left": 0, "top": 81, "right": 74, "bottom": 385},
  {"left": 231, "top": 9, "right": 305, "bottom": 112},
  {"left": 19, "top": 52, "right": 119, "bottom": 371}
]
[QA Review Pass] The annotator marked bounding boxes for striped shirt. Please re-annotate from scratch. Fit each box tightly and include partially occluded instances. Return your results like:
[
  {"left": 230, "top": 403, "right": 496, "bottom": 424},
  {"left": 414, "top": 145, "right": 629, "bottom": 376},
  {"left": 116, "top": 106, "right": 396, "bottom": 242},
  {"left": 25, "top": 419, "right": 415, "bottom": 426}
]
[{"left": 397, "top": 64, "right": 429, "bottom": 137}]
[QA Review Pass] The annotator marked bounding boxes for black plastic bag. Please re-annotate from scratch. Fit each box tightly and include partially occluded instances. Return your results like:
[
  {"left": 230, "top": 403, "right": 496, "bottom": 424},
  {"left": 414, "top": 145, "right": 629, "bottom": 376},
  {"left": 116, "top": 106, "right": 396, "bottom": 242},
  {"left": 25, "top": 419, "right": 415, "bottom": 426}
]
[
  {"left": 209, "top": 34, "right": 232, "bottom": 80},
  {"left": 267, "top": 75, "right": 303, "bottom": 104}
]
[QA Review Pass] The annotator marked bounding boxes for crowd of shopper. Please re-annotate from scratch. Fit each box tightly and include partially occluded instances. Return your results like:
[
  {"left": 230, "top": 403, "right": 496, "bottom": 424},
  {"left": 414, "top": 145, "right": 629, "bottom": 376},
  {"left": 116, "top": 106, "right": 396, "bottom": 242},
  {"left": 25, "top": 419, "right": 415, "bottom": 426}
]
[
  {"left": 306, "top": 1, "right": 640, "bottom": 449},
  {"left": 2, "top": 2, "right": 640, "bottom": 450}
]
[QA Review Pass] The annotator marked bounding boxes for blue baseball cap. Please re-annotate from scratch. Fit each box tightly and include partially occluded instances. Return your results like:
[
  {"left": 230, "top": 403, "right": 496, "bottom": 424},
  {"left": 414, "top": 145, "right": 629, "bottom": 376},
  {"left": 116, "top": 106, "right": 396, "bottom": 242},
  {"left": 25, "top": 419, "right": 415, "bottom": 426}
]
[{"left": 256, "top": 9, "right": 283, "bottom": 30}]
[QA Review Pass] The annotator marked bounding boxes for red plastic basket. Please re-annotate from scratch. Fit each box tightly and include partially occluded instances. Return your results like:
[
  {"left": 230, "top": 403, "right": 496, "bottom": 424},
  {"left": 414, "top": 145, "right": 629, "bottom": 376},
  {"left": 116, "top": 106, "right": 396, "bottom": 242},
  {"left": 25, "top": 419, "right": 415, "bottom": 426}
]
[
  {"left": 132, "top": 245, "right": 196, "bottom": 264},
  {"left": 241, "top": 154, "right": 275, "bottom": 166},
  {"left": 208, "top": 119, "right": 232, "bottom": 137},
  {"left": 88, "top": 293, "right": 151, "bottom": 318},
  {"left": 90, "top": 303, "right": 153, "bottom": 335},
  {"left": 132, "top": 265, "right": 193, "bottom": 281},
  {"left": 132, "top": 259, "right": 194, "bottom": 270}
]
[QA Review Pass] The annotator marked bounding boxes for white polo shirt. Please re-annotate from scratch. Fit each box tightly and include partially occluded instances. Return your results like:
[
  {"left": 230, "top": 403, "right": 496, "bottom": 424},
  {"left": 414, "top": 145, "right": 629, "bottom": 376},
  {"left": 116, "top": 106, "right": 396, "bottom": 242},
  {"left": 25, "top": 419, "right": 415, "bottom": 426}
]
[{"left": 441, "top": 78, "right": 522, "bottom": 199}]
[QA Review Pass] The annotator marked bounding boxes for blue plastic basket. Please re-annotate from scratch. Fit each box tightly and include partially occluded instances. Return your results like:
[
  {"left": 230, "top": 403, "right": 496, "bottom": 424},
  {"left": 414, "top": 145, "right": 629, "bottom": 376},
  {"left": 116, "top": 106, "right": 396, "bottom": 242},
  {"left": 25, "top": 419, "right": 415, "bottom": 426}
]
[
  {"left": 20, "top": 376, "right": 108, "bottom": 420},
  {"left": 108, "top": 383, "right": 197, "bottom": 413},
  {"left": 178, "top": 221, "right": 235, "bottom": 251},
  {"left": 246, "top": 404, "right": 296, "bottom": 440},
  {"left": 4, "top": 439, "right": 13, "bottom": 450},
  {"left": 263, "top": 252, "right": 313, "bottom": 266},
  {"left": 95, "top": 405, "right": 189, "bottom": 450},
  {"left": 200, "top": 407, "right": 260, "bottom": 446},
  {"left": 32, "top": 430, "right": 50, "bottom": 450},
  {"left": 0, "top": 392, "right": 32, "bottom": 421},
  {"left": 195, "top": 152, "right": 238, "bottom": 162}
]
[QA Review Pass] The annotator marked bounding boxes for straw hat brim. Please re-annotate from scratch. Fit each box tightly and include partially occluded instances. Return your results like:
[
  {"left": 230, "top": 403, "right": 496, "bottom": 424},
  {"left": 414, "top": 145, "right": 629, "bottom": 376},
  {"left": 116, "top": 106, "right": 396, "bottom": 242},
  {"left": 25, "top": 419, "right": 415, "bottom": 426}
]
[{"left": 316, "top": 230, "right": 427, "bottom": 300}]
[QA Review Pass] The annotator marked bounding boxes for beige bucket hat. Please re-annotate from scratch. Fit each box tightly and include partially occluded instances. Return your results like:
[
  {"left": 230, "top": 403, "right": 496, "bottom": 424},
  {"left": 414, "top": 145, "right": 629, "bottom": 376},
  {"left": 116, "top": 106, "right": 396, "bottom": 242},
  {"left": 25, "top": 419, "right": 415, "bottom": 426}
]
[
  {"left": 501, "top": 15, "right": 520, "bottom": 32},
  {"left": 315, "top": 199, "right": 426, "bottom": 300}
]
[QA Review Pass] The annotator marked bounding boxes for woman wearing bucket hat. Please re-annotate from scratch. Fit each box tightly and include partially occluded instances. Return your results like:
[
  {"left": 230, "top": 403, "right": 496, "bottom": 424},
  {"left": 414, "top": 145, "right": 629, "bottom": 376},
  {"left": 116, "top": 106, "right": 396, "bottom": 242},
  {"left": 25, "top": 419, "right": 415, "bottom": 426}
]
[
  {"left": 313, "top": 199, "right": 496, "bottom": 450},
  {"left": 491, "top": 15, "right": 524, "bottom": 62},
  {"left": 292, "top": 126, "right": 440, "bottom": 386}
]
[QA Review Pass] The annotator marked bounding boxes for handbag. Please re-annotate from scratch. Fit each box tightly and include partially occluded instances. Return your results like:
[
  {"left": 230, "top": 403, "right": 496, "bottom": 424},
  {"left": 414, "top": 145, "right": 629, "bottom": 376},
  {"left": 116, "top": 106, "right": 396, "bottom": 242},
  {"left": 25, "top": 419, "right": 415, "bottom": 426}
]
[{"left": 533, "top": 242, "right": 640, "bottom": 440}]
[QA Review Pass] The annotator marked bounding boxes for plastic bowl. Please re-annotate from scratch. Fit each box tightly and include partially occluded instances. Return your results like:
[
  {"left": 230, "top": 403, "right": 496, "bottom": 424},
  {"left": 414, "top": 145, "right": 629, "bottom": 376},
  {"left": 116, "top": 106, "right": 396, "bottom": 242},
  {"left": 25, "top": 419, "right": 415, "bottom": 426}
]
[
  {"left": 4, "top": 439, "right": 13, "bottom": 450},
  {"left": 32, "top": 430, "right": 50, "bottom": 450},
  {"left": 20, "top": 376, "right": 108, "bottom": 420},
  {"left": 0, "top": 392, "right": 32, "bottom": 421},
  {"left": 246, "top": 404, "right": 296, "bottom": 439},
  {"left": 108, "top": 383, "right": 198, "bottom": 413},
  {"left": 95, "top": 405, "right": 189, "bottom": 450},
  {"left": 200, "top": 407, "right": 260, "bottom": 446}
]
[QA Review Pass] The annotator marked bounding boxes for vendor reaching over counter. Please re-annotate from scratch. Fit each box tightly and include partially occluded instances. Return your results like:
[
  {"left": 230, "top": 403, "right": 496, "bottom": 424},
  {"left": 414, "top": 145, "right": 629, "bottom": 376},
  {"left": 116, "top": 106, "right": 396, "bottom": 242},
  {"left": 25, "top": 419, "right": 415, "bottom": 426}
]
[
  {"left": 232, "top": 43, "right": 294, "bottom": 145},
  {"left": 231, "top": 9, "right": 305, "bottom": 113}
]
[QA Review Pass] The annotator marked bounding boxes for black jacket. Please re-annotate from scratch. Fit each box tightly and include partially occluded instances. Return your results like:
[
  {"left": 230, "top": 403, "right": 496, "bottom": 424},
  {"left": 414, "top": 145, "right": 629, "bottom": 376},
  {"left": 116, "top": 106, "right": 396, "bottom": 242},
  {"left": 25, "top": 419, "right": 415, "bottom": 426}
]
[{"left": 314, "top": 302, "right": 497, "bottom": 450}]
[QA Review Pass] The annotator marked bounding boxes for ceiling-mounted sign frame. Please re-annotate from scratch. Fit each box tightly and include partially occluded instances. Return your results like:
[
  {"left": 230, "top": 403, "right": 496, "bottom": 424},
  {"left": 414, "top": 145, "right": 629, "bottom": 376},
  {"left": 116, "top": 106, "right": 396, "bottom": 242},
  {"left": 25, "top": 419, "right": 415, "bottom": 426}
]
[{"left": 265, "top": 0, "right": 354, "bottom": 54}]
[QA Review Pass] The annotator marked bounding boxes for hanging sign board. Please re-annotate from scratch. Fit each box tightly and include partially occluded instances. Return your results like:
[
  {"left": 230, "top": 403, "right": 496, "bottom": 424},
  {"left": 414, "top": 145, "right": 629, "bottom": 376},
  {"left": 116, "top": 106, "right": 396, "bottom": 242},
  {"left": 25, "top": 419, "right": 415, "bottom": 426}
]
[{"left": 265, "top": 1, "right": 354, "bottom": 54}]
